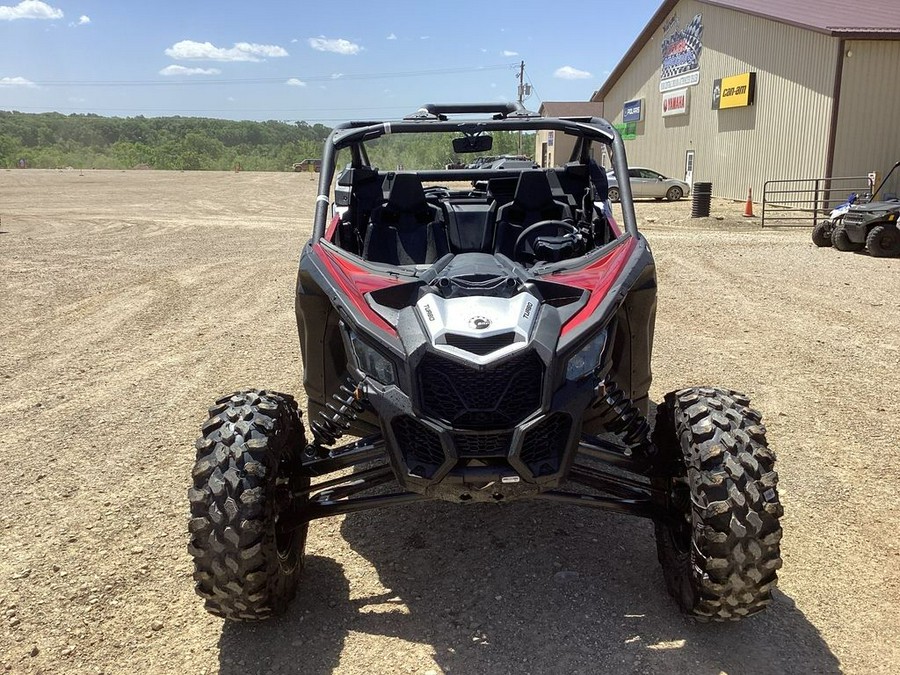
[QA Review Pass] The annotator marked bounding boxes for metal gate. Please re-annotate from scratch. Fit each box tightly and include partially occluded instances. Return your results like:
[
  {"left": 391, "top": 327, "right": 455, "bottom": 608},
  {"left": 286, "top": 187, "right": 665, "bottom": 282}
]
[{"left": 761, "top": 176, "right": 872, "bottom": 227}]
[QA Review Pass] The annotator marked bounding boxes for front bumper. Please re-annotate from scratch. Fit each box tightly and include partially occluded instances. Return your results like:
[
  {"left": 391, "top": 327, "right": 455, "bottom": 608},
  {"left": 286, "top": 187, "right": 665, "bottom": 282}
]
[{"left": 359, "top": 345, "right": 596, "bottom": 503}]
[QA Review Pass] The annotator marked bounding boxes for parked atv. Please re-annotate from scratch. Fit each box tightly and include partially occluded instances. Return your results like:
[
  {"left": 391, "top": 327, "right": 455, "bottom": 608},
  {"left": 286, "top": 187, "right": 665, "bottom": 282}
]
[
  {"left": 831, "top": 160, "right": 900, "bottom": 257},
  {"left": 812, "top": 192, "right": 857, "bottom": 247},
  {"left": 188, "top": 103, "right": 783, "bottom": 623}
]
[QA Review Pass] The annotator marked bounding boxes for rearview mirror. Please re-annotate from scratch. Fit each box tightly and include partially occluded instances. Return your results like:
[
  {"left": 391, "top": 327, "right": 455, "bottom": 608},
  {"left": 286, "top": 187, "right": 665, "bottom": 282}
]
[{"left": 453, "top": 135, "right": 493, "bottom": 153}]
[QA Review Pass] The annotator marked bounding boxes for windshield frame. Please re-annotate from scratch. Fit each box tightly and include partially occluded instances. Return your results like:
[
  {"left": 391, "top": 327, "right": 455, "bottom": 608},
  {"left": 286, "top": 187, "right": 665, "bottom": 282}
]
[{"left": 311, "top": 114, "right": 638, "bottom": 242}]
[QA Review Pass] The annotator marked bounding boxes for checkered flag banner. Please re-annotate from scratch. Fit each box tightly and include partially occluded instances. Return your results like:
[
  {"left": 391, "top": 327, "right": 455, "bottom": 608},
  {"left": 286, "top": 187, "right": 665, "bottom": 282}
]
[{"left": 660, "top": 13, "right": 703, "bottom": 79}]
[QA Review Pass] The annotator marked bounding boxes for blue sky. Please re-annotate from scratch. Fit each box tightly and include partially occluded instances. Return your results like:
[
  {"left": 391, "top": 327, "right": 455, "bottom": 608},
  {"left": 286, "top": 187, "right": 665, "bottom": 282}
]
[{"left": 0, "top": 0, "right": 661, "bottom": 123}]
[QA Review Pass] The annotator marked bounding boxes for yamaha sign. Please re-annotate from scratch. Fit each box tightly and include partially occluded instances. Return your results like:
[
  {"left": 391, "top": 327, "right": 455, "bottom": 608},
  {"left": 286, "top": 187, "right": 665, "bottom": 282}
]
[{"left": 662, "top": 88, "right": 689, "bottom": 116}]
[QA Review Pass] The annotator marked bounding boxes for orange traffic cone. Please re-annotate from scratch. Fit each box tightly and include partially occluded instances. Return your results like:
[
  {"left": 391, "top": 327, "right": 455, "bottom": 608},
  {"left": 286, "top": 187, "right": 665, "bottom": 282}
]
[{"left": 743, "top": 187, "right": 755, "bottom": 217}]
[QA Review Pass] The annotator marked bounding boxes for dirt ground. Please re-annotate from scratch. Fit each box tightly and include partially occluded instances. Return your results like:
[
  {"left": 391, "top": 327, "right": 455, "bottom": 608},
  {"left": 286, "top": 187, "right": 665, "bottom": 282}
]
[{"left": 1, "top": 169, "right": 898, "bottom": 674}]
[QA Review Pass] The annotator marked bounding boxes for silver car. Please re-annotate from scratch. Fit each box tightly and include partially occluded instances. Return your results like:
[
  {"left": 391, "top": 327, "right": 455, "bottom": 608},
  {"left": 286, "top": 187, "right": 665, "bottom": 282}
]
[{"left": 606, "top": 167, "right": 690, "bottom": 202}]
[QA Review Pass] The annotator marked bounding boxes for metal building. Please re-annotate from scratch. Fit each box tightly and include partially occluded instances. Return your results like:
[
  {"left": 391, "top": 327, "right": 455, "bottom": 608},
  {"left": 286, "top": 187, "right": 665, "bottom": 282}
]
[
  {"left": 590, "top": 0, "right": 900, "bottom": 200},
  {"left": 533, "top": 102, "right": 604, "bottom": 168}
]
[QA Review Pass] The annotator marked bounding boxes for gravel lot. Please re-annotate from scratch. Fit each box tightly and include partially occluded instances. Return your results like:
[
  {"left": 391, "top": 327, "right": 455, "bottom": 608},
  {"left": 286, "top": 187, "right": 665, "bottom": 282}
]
[{"left": 1, "top": 169, "right": 898, "bottom": 674}]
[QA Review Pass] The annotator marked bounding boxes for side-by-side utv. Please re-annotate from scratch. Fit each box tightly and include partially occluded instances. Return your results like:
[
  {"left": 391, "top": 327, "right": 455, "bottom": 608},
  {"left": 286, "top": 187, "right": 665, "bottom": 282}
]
[{"left": 188, "top": 103, "right": 783, "bottom": 623}]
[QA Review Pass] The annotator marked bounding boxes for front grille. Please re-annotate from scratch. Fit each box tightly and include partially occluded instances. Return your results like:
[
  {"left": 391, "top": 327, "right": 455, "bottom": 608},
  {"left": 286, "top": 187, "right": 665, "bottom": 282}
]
[
  {"left": 843, "top": 212, "right": 865, "bottom": 226},
  {"left": 444, "top": 332, "right": 516, "bottom": 355},
  {"left": 392, "top": 416, "right": 445, "bottom": 478},
  {"left": 417, "top": 351, "right": 544, "bottom": 429},
  {"left": 520, "top": 413, "right": 572, "bottom": 477},
  {"left": 452, "top": 431, "right": 513, "bottom": 457}
]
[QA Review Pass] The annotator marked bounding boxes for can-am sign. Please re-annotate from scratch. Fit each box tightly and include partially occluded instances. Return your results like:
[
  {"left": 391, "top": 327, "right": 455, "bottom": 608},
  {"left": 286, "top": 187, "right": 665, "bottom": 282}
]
[
  {"left": 659, "top": 13, "right": 703, "bottom": 93},
  {"left": 662, "top": 88, "right": 689, "bottom": 116},
  {"left": 712, "top": 72, "right": 757, "bottom": 109}
]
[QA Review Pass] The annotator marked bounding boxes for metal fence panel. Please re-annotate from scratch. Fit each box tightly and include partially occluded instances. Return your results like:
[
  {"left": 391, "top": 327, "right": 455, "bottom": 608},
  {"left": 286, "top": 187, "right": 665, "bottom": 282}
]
[{"left": 762, "top": 176, "right": 871, "bottom": 227}]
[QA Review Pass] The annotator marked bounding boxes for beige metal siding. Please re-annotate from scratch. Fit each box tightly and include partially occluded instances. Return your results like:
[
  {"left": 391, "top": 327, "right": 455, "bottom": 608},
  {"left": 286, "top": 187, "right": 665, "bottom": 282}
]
[
  {"left": 534, "top": 129, "right": 581, "bottom": 168},
  {"left": 598, "top": 0, "right": 837, "bottom": 200},
  {"left": 832, "top": 40, "right": 900, "bottom": 192}
]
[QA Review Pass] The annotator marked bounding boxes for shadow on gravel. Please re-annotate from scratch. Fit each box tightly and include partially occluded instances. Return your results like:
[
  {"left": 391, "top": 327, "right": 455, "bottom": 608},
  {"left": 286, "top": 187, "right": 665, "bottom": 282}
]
[
  {"left": 335, "top": 499, "right": 839, "bottom": 674},
  {"left": 216, "top": 501, "right": 839, "bottom": 673},
  {"left": 218, "top": 556, "right": 349, "bottom": 675}
]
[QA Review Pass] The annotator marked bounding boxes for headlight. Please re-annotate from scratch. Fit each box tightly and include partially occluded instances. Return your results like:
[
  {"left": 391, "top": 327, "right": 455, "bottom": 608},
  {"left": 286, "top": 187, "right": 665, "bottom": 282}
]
[
  {"left": 565, "top": 330, "right": 608, "bottom": 381},
  {"left": 349, "top": 333, "right": 396, "bottom": 385}
]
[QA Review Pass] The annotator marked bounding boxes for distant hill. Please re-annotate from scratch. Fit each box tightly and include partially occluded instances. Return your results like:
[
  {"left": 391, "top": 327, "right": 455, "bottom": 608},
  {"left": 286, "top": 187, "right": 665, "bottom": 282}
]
[
  {"left": 0, "top": 110, "right": 532, "bottom": 172},
  {"left": 0, "top": 111, "right": 331, "bottom": 171}
]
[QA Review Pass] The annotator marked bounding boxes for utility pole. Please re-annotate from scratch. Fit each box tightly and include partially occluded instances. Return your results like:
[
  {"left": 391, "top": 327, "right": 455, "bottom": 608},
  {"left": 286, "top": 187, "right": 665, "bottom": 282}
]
[
  {"left": 517, "top": 60, "right": 526, "bottom": 105},
  {"left": 516, "top": 60, "right": 531, "bottom": 155}
]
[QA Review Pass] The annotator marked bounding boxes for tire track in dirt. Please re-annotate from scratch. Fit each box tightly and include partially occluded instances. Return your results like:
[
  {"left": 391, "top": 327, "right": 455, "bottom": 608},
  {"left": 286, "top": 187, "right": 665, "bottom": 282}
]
[{"left": 1, "top": 172, "right": 895, "bottom": 673}]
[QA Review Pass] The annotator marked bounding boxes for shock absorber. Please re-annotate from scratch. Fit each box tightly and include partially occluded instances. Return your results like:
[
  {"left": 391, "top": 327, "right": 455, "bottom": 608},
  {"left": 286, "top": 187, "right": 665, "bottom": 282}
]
[
  {"left": 591, "top": 379, "right": 654, "bottom": 461},
  {"left": 310, "top": 375, "right": 367, "bottom": 448}
]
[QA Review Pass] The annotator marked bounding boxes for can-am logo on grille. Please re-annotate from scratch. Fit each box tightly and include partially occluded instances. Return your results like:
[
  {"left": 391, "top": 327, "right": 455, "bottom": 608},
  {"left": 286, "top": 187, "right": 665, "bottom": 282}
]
[{"left": 469, "top": 316, "right": 491, "bottom": 330}]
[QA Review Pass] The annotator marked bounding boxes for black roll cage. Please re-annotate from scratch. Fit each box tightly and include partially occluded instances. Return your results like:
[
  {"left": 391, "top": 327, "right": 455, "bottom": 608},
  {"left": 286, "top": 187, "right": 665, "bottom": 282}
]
[{"left": 311, "top": 103, "right": 639, "bottom": 241}]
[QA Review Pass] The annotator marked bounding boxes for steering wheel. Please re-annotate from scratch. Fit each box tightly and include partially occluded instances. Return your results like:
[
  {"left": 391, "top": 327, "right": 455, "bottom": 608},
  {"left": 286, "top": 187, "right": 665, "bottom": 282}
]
[
  {"left": 423, "top": 185, "right": 450, "bottom": 200},
  {"left": 513, "top": 219, "right": 580, "bottom": 261}
]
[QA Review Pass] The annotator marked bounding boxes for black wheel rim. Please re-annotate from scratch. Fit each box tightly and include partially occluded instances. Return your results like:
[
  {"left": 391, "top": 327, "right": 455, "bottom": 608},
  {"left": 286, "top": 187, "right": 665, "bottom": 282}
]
[
  {"left": 667, "top": 476, "right": 693, "bottom": 554},
  {"left": 274, "top": 465, "right": 308, "bottom": 573}
]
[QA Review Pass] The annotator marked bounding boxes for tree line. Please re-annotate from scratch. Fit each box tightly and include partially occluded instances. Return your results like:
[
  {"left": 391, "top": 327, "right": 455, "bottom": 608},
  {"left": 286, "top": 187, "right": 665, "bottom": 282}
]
[
  {"left": 0, "top": 111, "right": 331, "bottom": 171},
  {"left": 0, "top": 111, "right": 533, "bottom": 172}
]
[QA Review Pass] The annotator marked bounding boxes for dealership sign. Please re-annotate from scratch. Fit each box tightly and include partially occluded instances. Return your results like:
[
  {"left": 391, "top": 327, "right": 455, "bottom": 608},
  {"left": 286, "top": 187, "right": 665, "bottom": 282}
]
[
  {"left": 613, "top": 122, "right": 637, "bottom": 141},
  {"left": 712, "top": 72, "right": 757, "bottom": 109},
  {"left": 659, "top": 13, "right": 703, "bottom": 92},
  {"left": 662, "top": 88, "right": 689, "bottom": 116},
  {"left": 623, "top": 98, "right": 644, "bottom": 123}
]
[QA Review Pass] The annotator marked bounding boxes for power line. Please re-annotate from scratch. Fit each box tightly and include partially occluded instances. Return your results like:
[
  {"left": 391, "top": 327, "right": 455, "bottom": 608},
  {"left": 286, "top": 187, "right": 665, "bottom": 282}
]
[
  {"left": 0, "top": 104, "right": 449, "bottom": 123},
  {"left": 3, "top": 104, "right": 425, "bottom": 114},
  {"left": 523, "top": 68, "right": 543, "bottom": 109},
  {"left": 26, "top": 63, "right": 517, "bottom": 88}
]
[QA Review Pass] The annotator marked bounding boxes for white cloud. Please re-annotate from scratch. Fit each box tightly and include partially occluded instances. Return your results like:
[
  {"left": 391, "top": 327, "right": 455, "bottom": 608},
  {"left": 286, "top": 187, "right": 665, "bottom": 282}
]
[
  {"left": 502, "top": 50, "right": 518, "bottom": 57},
  {"left": 386, "top": 33, "right": 397, "bottom": 40},
  {"left": 420, "top": 35, "right": 430, "bottom": 40},
  {"left": 0, "top": 1, "right": 62, "bottom": 21},
  {"left": 331, "top": 73, "right": 343, "bottom": 79},
  {"left": 286, "top": 78, "right": 306, "bottom": 87},
  {"left": 554, "top": 65, "right": 592, "bottom": 80},
  {"left": 308, "top": 37, "right": 360, "bottom": 55},
  {"left": 159, "top": 65, "right": 221, "bottom": 76},
  {"left": 0, "top": 76, "right": 37, "bottom": 87},
  {"left": 165, "top": 40, "right": 288, "bottom": 62},
  {"left": 77, "top": 14, "right": 89, "bottom": 24},
  {"left": 290, "top": 38, "right": 298, "bottom": 43}
]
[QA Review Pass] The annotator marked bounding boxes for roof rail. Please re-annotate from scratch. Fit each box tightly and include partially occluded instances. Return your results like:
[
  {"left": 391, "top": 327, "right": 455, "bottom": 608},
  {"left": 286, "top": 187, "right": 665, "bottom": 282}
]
[{"left": 404, "top": 102, "right": 539, "bottom": 121}]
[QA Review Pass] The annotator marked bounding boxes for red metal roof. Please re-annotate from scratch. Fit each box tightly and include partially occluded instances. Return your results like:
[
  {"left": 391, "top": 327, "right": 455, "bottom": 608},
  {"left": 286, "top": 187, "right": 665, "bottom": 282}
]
[
  {"left": 592, "top": 0, "right": 900, "bottom": 102},
  {"left": 539, "top": 102, "right": 604, "bottom": 117},
  {"left": 702, "top": 0, "right": 900, "bottom": 36}
]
